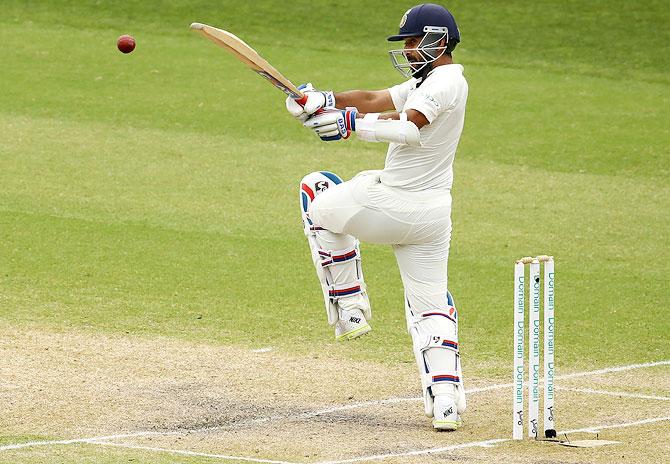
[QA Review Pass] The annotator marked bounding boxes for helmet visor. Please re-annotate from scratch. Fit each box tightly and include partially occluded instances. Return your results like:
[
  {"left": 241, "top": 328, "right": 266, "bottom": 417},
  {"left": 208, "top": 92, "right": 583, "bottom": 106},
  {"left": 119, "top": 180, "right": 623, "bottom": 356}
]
[{"left": 388, "top": 28, "right": 448, "bottom": 79}]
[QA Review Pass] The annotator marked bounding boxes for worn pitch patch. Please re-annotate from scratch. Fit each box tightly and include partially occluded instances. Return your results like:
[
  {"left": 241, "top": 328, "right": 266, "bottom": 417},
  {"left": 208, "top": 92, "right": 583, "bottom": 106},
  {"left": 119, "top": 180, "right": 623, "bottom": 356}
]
[
  {"left": 1, "top": 326, "right": 669, "bottom": 463},
  {"left": 560, "top": 439, "right": 621, "bottom": 448}
]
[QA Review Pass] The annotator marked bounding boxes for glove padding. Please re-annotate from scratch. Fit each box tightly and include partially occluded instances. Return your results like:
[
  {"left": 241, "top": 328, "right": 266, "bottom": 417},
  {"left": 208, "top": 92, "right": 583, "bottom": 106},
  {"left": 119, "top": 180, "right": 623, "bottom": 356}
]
[
  {"left": 304, "top": 108, "right": 358, "bottom": 141},
  {"left": 286, "top": 83, "right": 335, "bottom": 122}
]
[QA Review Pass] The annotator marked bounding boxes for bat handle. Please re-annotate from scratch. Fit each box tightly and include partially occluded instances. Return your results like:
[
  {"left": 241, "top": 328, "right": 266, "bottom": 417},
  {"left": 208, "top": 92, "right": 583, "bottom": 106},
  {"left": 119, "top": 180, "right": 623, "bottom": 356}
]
[{"left": 294, "top": 95, "right": 308, "bottom": 107}]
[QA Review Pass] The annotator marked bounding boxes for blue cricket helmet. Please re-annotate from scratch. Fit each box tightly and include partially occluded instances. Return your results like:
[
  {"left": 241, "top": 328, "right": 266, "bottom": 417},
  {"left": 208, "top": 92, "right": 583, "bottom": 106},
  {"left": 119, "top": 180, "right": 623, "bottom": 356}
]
[{"left": 388, "top": 3, "right": 460, "bottom": 52}]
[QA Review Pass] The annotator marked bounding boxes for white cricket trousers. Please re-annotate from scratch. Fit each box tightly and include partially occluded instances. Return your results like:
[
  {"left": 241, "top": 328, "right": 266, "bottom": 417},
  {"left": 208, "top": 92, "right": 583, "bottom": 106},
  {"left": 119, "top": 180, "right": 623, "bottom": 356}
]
[{"left": 310, "top": 170, "right": 452, "bottom": 313}]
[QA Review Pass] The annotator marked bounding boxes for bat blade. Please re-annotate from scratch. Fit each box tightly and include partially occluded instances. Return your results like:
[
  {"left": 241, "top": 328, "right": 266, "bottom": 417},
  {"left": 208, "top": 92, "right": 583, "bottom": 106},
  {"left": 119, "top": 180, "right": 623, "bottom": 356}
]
[{"left": 190, "top": 22, "right": 305, "bottom": 101}]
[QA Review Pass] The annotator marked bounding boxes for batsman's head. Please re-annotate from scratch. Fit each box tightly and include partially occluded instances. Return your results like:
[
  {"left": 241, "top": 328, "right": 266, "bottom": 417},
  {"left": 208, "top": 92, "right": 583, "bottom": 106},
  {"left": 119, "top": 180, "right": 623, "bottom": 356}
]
[{"left": 387, "top": 3, "right": 460, "bottom": 79}]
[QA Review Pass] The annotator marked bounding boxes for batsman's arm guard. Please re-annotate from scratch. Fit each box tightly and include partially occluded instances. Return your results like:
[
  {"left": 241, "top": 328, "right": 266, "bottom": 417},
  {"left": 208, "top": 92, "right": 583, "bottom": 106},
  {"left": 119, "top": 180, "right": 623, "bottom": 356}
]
[{"left": 355, "top": 112, "right": 422, "bottom": 147}]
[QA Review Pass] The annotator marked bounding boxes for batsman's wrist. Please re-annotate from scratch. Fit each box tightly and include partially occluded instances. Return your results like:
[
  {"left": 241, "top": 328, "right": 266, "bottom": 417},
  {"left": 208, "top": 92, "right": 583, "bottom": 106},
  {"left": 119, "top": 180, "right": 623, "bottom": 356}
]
[
  {"left": 343, "top": 107, "right": 358, "bottom": 132},
  {"left": 323, "top": 91, "right": 335, "bottom": 108}
]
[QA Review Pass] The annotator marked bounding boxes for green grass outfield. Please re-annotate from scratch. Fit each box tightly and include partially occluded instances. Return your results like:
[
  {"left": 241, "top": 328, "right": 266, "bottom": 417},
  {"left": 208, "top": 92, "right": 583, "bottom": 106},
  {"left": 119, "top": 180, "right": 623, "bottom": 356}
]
[{"left": 1, "top": 0, "right": 669, "bottom": 461}]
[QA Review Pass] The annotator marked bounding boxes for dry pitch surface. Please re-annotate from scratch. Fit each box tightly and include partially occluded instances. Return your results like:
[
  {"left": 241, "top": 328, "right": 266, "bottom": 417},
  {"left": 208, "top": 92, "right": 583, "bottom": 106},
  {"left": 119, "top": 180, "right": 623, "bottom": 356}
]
[{"left": 1, "top": 326, "right": 668, "bottom": 464}]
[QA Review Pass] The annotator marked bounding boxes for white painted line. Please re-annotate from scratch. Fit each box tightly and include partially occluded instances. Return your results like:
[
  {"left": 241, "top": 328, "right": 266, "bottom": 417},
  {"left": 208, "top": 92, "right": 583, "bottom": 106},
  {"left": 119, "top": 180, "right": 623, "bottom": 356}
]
[
  {"left": 0, "top": 383, "right": 20, "bottom": 390},
  {"left": 290, "top": 396, "right": 420, "bottom": 418},
  {"left": 560, "top": 416, "right": 670, "bottom": 434},
  {"left": 556, "top": 386, "right": 670, "bottom": 401},
  {"left": 316, "top": 415, "right": 670, "bottom": 463},
  {"left": 94, "top": 441, "right": 301, "bottom": 464},
  {"left": 466, "top": 383, "right": 511, "bottom": 393},
  {"left": 97, "top": 414, "right": 670, "bottom": 464},
  {"left": 251, "top": 347, "right": 273, "bottom": 353},
  {"left": 0, "top": 438, "right": 96, "bottom": 452},
  {"left": 464, "top": 359, "right": 670, "bottom": 396},
  {"left": 557, "top": 360, "right": 670, "bottom": 380},
  {"left": 313, "top": 439, "right": 510, "bottom": 464},
  {"left": 227, "top": 358, "right": 670, "bottom": 427},
  {"left": 176, "top": 397, "right": 424, "bottom": 435},
  {"left": 1, "top": 360, "right": 667, "bottom": 453},
  {"left": 0, "top": 432, "right": 165, "bottom": 451}
]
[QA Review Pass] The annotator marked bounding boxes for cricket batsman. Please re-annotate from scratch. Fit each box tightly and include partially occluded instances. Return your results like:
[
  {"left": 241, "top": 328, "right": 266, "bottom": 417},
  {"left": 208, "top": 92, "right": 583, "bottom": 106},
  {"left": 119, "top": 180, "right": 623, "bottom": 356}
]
[{"left": 287, "top": 3, "right": 468, "bottom": 430}]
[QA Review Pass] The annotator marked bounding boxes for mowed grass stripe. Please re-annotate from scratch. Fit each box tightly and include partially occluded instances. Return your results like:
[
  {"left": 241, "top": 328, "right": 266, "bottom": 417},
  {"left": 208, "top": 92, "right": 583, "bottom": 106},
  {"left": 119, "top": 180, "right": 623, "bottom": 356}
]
[
  {"left": 0, "top": 19, "right": 667, "bottom": 179},
  {"left": 1, "top": 0, "right": 668, "bottom": 84},
  {"left": 1, "top": 115, "right": 667, "bottom": 368},
  {"left": 0, "top": 113, "right": 373, "bottom": 238},
  {"left": 2, "top": 113, "right": 667, "bottom": 266}
]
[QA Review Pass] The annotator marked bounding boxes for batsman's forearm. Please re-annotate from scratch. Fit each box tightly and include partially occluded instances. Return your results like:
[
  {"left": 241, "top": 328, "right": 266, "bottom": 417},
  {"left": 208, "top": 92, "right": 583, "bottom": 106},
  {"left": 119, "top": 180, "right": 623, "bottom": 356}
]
[
  {"left": 334, "top": 90, "right": 394, "bottom": 113},
  {"left": 355, "top": 112, "right": 400, "bottom": 120},
  {"left": 333, "top": 90, "right": 370, "bottom": 109}
]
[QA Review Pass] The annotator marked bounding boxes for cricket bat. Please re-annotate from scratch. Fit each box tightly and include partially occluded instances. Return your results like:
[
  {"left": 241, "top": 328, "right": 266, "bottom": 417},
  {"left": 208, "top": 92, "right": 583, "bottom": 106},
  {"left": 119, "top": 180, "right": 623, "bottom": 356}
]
[{"left": 190, "top": 22, "right": 307, "bottom": 106}]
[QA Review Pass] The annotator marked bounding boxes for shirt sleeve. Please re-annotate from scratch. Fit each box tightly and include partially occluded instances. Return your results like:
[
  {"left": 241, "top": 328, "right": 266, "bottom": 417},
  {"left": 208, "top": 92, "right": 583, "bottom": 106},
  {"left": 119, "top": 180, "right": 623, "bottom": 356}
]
[
  {"left": 403, "top": 74, "right": 456, "bottom": 123},
  {"left": 387, "top": 78, "right": 417, "bottom": 112}
]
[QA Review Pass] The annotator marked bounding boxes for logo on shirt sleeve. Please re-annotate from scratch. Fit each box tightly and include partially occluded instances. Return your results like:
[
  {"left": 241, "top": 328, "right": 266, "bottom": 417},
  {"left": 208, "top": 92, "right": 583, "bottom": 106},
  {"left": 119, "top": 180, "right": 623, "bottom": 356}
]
[{"left": 421, "top": 92, "right": 441, "bottom": 110}]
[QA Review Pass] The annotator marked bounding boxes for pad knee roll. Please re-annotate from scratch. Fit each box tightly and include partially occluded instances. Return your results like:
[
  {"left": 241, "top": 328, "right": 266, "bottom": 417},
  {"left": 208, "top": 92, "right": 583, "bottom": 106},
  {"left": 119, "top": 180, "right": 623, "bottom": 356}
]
[{"left": 300, "top": 171, "right": 343, "bottom": 227}]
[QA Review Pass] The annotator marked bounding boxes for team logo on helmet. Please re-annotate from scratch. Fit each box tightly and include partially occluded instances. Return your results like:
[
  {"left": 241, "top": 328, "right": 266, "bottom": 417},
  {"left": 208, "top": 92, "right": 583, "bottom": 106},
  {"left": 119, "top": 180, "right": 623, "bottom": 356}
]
[{"left": 399, "top": 8, "right": 411, "bottom": 28}]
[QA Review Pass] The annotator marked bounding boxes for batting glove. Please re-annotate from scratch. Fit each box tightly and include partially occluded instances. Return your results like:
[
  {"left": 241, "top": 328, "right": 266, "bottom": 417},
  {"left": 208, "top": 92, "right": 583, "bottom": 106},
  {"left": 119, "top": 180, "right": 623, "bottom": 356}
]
[
  {"left": 303, "top": 108, "right": 357, "bottom": 141},
  {"left": 286, "top": 83, "right": 335, "bottom": 122}
]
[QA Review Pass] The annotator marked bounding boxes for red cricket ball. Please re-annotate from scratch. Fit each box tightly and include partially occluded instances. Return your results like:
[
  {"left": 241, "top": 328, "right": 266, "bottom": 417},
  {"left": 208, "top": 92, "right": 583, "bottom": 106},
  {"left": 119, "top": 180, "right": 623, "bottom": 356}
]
[{"left": 117, "top": 35, "right": 136, "bottom": 54}]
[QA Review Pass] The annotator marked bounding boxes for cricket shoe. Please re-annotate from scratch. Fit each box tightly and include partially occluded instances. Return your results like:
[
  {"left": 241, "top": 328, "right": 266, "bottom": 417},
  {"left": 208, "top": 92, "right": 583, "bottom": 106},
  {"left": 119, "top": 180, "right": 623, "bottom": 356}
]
[
  {"left": 335, "top": 307, "right": 371, "bottom": 341},
  {"left": 432, "top": 395, "right": 462, "bottom": 431}
]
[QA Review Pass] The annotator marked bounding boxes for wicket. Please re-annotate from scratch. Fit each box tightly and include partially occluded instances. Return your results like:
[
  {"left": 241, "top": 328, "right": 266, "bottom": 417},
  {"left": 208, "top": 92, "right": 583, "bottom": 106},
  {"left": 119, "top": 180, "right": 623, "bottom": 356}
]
[{"left": 513, "top": 255, "right": 555, "bottom": 440}]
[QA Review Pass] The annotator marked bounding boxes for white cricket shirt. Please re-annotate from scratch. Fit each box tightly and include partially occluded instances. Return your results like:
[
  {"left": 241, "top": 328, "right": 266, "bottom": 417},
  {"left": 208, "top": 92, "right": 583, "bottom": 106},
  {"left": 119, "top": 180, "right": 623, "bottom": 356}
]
[{"left": 383, "top": 64, "right": 468, "bottom": 191}]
